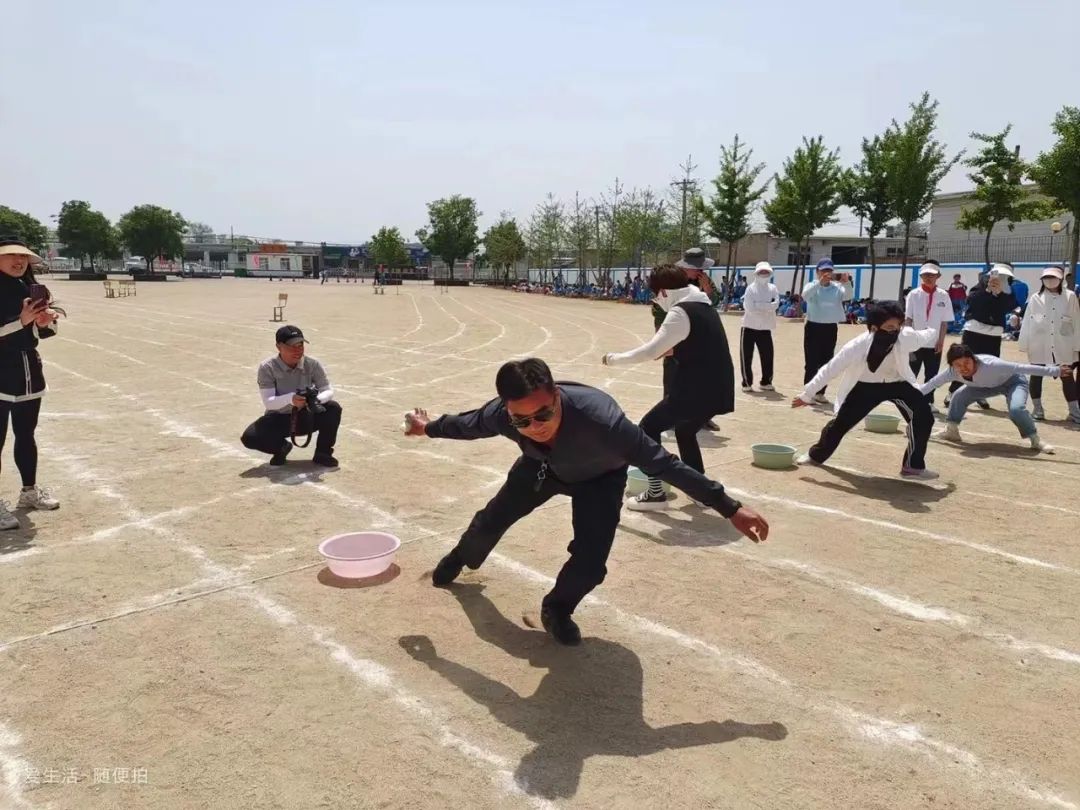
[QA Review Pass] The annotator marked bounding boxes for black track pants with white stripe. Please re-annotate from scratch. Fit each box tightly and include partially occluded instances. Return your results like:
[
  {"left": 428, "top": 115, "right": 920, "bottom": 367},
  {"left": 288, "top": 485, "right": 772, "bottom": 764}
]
[
  {"left": 740, "top": 327, "right": 774, "bottom": 387},
  {"left": 808, "top": 381, "right": 932, "bottom": 470}
]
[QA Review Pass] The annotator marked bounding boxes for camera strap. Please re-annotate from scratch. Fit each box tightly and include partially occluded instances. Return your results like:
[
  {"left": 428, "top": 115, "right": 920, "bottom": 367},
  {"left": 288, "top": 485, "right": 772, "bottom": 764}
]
[{"left": 289, "top": 407, "right": 314, "bottom": 448}]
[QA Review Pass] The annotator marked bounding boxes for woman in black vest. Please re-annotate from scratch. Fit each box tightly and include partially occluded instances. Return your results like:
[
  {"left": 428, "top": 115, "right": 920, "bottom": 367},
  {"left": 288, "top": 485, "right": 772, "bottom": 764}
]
[
  {"left": 603, "top": 263, "right": 735, "bottom": 511},
  {"left": 0, "top": 238, "right": 64, "bottom": 529}
]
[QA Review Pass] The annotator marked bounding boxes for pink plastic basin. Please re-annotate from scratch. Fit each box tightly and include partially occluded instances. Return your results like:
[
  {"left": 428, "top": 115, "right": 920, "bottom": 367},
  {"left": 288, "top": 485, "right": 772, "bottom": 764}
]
[{"left": 318, "top": 532, "right": 401, "bottom": 579}]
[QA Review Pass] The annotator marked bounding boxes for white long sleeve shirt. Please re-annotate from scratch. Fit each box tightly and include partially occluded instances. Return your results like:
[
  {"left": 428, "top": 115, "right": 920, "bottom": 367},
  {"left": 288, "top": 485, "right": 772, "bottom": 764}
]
[
  {"left": 1018, "top": 289, "right": 1080, "bottom": 365},
  {"left": 798, "top": 326, "right": 939, "bottom": 411},
  {"left": 741, "top": 280, "right": 779, "bottom": 331},
  {"left": 604, "top": 286, "right": 711, "bottom": 365}
]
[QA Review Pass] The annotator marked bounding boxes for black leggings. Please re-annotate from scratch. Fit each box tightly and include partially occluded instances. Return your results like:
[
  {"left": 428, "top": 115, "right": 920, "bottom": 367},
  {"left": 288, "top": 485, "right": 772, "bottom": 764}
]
[
  {"left": 1030, "top": 364, "right": 1078, "bottom": 402},
  {"left": 0, "top": 399, "right": 42, "bottom": 487}
]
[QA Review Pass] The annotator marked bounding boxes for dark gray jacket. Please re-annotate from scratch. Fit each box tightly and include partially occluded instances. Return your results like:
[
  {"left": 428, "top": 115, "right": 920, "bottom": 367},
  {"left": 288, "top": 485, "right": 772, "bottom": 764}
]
[{"left": 425, "top": 381, "right": 742, "bottom": 517}]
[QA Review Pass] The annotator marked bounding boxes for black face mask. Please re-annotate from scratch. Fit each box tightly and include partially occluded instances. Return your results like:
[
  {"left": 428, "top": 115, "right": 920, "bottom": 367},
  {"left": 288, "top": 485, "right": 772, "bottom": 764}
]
[{"left": 867, "top": 329, "right": 900, "bottom": 372}]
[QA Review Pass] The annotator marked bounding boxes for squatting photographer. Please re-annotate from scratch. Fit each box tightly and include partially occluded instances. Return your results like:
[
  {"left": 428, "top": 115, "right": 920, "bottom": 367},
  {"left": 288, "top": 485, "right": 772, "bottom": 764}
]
[{"left": 240, "top": 325, "right": 342, "bottom": 468}]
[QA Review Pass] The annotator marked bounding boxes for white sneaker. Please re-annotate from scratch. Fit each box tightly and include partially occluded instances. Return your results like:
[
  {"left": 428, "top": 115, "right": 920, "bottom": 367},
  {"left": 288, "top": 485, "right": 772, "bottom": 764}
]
[
  {"left": 1032, "top": 402, "right": 1046, "bottom": 421},
  {"left": 1030, "top": 435, "right": 1055, "bottom": 454},
  {"left": 626, "top": 491, "right": 669, "bottom": 512},
  {"left": 17, "top": 486, "right": 59, "bottom": 511},
  {"left": 936, "top": 423, "right": 962, "bottom": 442},
  {"left": 661, "top": 430, "right": 675, "bottom": 440},
  {"left": 795, "top": 452, "right": 817, "bottom": 466},
  {"left": 760, "top": 384, "right": 775, "bottom": 391},
  {"left": 1069, "top": 413, "right": 1080, "bottom": 426},
  {"left": 0, "top": 501, "right": 18, "bottom": 530},
  {"left": 813, "top": 394, "right": 829, "bottom": 405},
  {"left": 741, "top": 385, "right": 753, "bottom": 393},
  {"left": 901, "top": 467, "right": 940, "bottom": 481}
]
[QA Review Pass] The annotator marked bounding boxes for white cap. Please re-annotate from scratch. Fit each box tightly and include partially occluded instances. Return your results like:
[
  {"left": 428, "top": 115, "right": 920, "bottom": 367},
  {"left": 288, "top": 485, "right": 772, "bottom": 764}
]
[
  {"left": 1041, "top": 266, "right": 1065, "bottom": 281},
  {"left": 754, "top": 261, "right": 773, "bottom": 275},
  {"left": 989, "top": 262, "right": 1015, "bottom": 278},
  {"left": 918, "top": 262, "right": 941, "bottom": 277}
]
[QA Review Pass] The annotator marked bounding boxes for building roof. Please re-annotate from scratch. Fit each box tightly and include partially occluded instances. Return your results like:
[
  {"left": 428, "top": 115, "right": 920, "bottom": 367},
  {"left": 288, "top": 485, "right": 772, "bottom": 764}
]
[{"left": 933, "top": 182, "right": 1040, "bottom": 203}]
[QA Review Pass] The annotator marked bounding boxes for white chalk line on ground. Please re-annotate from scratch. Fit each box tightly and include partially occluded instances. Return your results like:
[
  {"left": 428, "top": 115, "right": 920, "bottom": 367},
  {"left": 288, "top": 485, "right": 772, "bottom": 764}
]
[
  {"left": 0, "top": 721, "right": 33, "bottom": 809},
  {"left": 8, "top": 441, "right": 551, "bottom": 808},
  {"left": 42, "top": 285, "right": 1080, "bottom": 807},
  {"left": 481, "top": 551, "right": 1077, "bottom": 810}
]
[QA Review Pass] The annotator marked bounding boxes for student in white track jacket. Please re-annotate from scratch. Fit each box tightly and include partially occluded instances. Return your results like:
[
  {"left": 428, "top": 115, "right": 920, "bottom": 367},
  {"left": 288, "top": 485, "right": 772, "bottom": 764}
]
[
  {"left": 793, "top": 300, "right": 940, "bottom": 479},
  {"left": 739, "top": 262, "right": 779, "bottom": 391},
  {"left": 1018, "top": 266, "right": 1080, "bottom": 422}
]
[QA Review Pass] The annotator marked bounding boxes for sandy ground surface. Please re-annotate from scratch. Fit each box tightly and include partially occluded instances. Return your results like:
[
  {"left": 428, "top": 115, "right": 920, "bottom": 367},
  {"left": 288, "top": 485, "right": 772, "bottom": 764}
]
[{"left": 0, "top": 277, "right": 1078, "bottom": 810}]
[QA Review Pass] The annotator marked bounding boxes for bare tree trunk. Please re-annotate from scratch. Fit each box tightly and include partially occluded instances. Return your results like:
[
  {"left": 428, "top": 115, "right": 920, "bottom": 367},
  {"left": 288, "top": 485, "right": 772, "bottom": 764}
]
[
  {"left": 897, "top": 224, "right": 911, "bottom": 299},
  {"left": 983, "top": 222, "right": 996, "bottom": 270},
  {"left": 868, "top": 236, "right": 877, "bottom": 299}
]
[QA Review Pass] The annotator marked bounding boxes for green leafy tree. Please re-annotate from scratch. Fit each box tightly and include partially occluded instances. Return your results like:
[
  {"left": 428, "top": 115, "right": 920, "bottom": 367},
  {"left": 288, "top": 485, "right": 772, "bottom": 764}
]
[
  {"left": 697, "top": 135, "right": 770, "bottom": 282},
  {"left": 184, "top": 221, "right": 216, "bottom": 242},
  {"left": 0, "top": 206, "right": 48, "bottom": 255},
  {"left": 763, "top": 136, "right": 844, "bottom": 293},
  {"left": 566, "top": 192, "right": 594, "bottom": 280},
  {"left": 614, "top": 189, "right": 668, "bottom": 269},
  {"left": 841, "top": 133, "right": 895, "bottom": 298},
  {"left": 526, "top": 194, "right": 565, "bottom": 283},
  {"left": 886, "top": 93, "right": 962, "bottom": 297},
  {"left": 57, "top": 200, "right": 121, "bottom": 271},
  {"left": 482, "top": 214, "right": 527, "bottom": 283},
  {"left": 956, "top": 125, "right": 1053, "bottom": 270},
  {"left": 368, "top": 226, "right": 411, "bottom": 269},
  {"left": 1029, "top": 106, "right": 1080, "bottom": 273},
  {"left": 416, "top": 195, "right": 480, "bottom": 279},
  {"left": 117, "top": 205, "right": 187, "bottom": 272}
]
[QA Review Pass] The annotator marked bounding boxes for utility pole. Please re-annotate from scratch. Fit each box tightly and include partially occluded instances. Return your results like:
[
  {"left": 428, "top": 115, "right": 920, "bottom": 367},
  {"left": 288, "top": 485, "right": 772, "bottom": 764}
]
[
  {"left": 671, "top": 154, "right": 698, "bottom": 253},
  {"left": 594, "top": 204, "right": 602, "bottom": 287}
]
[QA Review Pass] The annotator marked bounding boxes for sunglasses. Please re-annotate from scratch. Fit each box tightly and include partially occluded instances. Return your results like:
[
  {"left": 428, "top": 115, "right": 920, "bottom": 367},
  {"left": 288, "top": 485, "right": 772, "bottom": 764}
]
[{"left": 508, "top": 403, "right": 558, "bottom": 429}]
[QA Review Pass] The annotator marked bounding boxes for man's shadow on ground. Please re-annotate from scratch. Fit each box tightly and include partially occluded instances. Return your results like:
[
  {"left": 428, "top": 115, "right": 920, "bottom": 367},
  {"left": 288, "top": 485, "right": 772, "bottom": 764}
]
[
  {"left": 619, "top": 508, "right": 745, "bottom": 548},
  {"left": 0, "top": 514, "right": 36, "bottom": 556},
  {"left": 237, "top": 463, "right": 334, "bottom": 484},
  {"left": 798, "top": 467, "right": 956, "bottom": 514},
  {"left": 399, "top": 585, "right": 786, "bottom": 800},
  {"left": 935, "top": 439, "right": 1080, "bottom": 466}
]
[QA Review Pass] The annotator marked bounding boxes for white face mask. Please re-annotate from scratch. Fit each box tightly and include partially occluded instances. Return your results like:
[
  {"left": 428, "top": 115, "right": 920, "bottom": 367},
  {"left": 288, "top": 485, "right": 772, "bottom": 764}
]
[
  {"left": 754, "top": 273, "right": 771, "bottom": 284},
  {"left": 1044, "top": 279, "right": 1062, "bottom": 291}
]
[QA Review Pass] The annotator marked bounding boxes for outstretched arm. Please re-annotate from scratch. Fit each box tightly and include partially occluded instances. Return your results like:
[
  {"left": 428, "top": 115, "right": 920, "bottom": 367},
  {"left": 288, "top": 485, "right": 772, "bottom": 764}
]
[
  {"left": 606, "top": 414, "right": 768, "bottom": 542},
  {"left": 406, "top": 398, "right": 505, "bottom": 440},
  {"left": 603, "top": 308, "right": 690, "bottom": 365}
]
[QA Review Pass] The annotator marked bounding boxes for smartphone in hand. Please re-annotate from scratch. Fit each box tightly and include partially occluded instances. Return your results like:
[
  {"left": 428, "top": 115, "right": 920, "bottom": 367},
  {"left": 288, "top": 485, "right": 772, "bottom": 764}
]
[{"left": 29, "top": 284, "right": 49, "bottom": 308}]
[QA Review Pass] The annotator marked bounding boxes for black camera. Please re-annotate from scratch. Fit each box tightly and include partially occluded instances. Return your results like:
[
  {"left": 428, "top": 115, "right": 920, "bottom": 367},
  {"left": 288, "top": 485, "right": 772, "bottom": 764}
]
[{"left": 296, "top": 386, "right": 326, "bottom": 414}]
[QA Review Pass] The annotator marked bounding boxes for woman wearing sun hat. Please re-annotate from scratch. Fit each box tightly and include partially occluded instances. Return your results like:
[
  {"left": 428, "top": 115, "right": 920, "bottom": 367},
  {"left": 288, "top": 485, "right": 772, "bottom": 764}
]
[
  {"left": 0, "top": 237, "right": 63, "bottom": 529},
  {"left": 1019, "top": 265, "right": 1080, "bottom": 423}
]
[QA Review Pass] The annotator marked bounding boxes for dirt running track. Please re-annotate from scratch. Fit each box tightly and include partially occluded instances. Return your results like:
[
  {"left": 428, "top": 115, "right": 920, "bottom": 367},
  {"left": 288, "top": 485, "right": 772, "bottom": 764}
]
[{"left": 1, "top": 278, "right": 1077, "bottom": 809}]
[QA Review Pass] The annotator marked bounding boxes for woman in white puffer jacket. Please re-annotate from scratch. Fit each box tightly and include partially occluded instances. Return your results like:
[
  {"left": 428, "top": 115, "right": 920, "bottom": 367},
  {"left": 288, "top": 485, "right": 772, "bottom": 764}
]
[{"left": 1019, "top": 266, "right": 1080, "bottom": 422}]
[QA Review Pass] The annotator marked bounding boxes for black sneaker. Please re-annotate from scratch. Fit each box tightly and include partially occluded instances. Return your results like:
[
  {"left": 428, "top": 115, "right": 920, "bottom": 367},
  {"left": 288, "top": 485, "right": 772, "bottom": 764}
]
[
  {"left": 541, "top": 606, "right": 582, "bottom": 646},
  {"left": 977, "top": 400, "right": 991, "bottom": 410},
  {"left": 704, "top": 419, "right": 720, "bottom": 431},
  {"left": 312, "top": 453, "right": 339, "bottom": 468},
  {"left": 269, "top": 442, "right": 291, "bottom": 466},
  {"left": 432, "top": 549, "right": 464, "bottom": 587}
]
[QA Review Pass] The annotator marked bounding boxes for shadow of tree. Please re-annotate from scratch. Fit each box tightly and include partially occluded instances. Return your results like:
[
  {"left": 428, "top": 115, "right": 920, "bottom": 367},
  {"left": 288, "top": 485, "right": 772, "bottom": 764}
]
[{"left": 399, "top": 585, "right": 786, "bottom": 799}]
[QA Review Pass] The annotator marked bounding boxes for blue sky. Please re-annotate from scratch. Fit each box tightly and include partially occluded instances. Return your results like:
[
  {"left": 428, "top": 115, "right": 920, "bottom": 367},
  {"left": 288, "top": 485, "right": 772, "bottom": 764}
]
[{"left": 5, "top": 0, "right": 1077, "bottom": 243}]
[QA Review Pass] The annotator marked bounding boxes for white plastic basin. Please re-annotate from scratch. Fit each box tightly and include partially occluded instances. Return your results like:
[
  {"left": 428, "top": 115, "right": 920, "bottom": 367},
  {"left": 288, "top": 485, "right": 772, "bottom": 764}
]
[{"left": 318, "top": 532, "right": 401, "bottom": 579}]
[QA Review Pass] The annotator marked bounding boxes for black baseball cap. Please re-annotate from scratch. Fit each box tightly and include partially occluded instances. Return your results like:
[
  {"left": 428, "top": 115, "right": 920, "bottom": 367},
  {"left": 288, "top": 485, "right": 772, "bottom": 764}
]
[{"left": 275, "top": 325, "right": 308, "bottom": 346}]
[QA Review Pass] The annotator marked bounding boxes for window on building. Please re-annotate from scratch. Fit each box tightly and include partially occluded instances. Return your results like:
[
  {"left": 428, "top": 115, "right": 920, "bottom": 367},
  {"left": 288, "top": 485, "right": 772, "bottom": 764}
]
[
  {"left": 258, "top": 257, "right": 270, "bottom": 271},
  {"left": 280, "top": 257, "right": 291, "bottom": 271},
  {"left": 787, "top": 245, "right": 811, "bottom": 266}
]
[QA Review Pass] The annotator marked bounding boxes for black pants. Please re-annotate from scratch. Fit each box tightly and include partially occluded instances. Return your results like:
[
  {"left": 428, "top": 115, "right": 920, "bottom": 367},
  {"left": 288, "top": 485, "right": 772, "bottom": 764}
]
[
  {"left": 909, "top": 347, "right": 943, "bottom": 403},
  {"left": 1030, "top": 364, "right": 1079, "bottom": 401},
  {"left": 638, "top": 397, "right": 711, "bottom": 474},
  {"left": 740, "top": 328, "right": 774, "bottom": 387},
  {"left": 804, "top": 322, "right": 838, "bottom": 393},
  {"left": 949, "top": 331, "right": 1001, "bottom": 394},
  {"left": 809, "top": 382, "right": 932, "bottom": 470},
  {"left": 662, "top": 356, "right": 676, "bottom": 398},
  {"left": 452, "top": 456, "right": 627, "bottom": 616},
  {"left": 240, "top": 400, "right": 342, "bottom": 456},
  {"left": 0, "top": 399, "right": 42, "bottom": 487}
]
